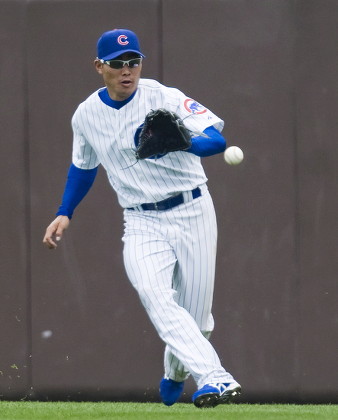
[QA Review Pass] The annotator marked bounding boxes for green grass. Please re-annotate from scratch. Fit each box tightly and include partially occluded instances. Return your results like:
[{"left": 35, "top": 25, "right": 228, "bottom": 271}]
[{"left": 0, "top": 402, "right": 337, "bottom": 420}]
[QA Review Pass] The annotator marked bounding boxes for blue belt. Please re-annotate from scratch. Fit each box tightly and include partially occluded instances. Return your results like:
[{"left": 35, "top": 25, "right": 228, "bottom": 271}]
[{"left": 127, "top": 187, "right": 201, "bottom": 211}]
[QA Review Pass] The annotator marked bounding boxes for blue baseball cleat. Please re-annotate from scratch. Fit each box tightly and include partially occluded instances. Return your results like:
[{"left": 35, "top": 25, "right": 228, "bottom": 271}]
[
  {"left": 192, "top": 381, "right": 241, "bottom": 408},
  {"left": 159, "top": 377, "right": 184, "bottom": 406}
]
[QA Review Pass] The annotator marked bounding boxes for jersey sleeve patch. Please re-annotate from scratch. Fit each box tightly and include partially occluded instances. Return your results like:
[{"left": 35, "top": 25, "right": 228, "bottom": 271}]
[{"left": 184, "top": 99, "right": 207, "bottom": 114}]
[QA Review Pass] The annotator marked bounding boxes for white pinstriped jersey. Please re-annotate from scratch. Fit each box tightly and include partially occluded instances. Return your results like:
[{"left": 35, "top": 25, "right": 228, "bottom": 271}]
[{"left": 71, "top": 78, "right": 224, "bottom": 208}]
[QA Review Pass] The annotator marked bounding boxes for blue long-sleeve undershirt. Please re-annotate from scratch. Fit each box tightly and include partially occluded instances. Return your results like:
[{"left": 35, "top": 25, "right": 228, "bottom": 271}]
[
  {"left": 186, "top": 125, "right": 226, "bottom": 157},
  {"left": 56, "top": 126, "right": 226, "bottom": 218},
  {"left": 56, "top": 164, "right": 98, "bottom": 219}
]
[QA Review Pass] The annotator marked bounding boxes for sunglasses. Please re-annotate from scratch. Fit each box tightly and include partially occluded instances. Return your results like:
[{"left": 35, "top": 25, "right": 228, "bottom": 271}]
[{"left": 100, "top": 57, "right": 143, "bottom": 69}]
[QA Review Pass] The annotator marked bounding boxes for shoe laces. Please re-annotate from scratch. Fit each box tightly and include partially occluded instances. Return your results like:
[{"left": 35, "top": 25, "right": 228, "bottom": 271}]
[{"left": 208, "top": 383, "right": 229, "bottom": 395}]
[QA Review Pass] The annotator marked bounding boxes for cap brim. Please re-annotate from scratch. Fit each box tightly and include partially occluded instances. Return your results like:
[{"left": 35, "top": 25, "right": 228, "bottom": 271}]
[{"left": 101, "top": 49, "right": 145, "bottom": 60}]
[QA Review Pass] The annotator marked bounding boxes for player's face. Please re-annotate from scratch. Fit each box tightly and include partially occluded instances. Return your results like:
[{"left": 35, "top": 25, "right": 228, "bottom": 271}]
[{"left": 95, "top": 53, "right": 142, "bottom": 101}]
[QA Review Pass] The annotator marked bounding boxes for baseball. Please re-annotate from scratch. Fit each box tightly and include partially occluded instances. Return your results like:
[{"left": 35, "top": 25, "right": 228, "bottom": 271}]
[{"left": 224, "top": 146, "right": 244, "bottom": 165}]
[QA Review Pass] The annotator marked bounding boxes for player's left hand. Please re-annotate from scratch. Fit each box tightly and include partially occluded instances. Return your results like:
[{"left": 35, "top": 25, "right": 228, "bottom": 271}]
[
  {"left": 43, "top": 215, "right": 70, "bottom": 249},
  {"left": 135, "top": 108, "right": 192, "bottom": 160}
]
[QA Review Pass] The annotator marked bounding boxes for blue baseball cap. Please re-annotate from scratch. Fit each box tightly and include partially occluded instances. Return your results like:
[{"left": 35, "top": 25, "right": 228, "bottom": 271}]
[{"left": 97, "top": 29, "right": 145, "bottom": 60}]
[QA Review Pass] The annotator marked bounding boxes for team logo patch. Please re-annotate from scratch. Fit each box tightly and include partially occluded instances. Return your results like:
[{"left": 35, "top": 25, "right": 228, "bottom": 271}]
[
  {"left": 184, "top": 99, "right": 207, "bottom": 114},
  {"left": 117, "top": 35, "right": 129, "bottom": 45}
]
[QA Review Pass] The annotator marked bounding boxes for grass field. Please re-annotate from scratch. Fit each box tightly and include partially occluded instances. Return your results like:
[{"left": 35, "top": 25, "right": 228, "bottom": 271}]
[{"left": 0, "top": 402, "right": 337, "bottom": 420}]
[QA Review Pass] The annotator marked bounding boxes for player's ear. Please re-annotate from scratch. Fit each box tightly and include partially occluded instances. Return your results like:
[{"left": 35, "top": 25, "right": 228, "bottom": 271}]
[{"left": 94, "top": 59, "right": 104, "bottom": 74}]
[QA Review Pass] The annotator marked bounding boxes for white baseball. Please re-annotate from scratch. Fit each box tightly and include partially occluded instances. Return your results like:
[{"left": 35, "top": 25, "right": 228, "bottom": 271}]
[{"left": 224, "top": 146, "right": 244, "bottom": 165}]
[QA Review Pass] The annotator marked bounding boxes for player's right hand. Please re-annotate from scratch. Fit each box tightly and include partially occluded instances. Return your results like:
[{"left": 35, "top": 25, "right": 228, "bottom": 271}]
[{"left": 43, "top": 215, "right": 70, "bottom": 249}]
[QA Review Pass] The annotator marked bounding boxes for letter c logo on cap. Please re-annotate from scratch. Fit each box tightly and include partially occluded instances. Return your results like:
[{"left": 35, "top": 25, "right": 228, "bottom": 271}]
[{"left": 117, "top": 35, "right": 129, "bottom": 45}]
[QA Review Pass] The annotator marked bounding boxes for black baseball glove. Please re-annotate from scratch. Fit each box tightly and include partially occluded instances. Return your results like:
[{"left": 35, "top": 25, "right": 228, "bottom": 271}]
[{"left": 135, "top": 108, "right": 192, "bottom": 160}]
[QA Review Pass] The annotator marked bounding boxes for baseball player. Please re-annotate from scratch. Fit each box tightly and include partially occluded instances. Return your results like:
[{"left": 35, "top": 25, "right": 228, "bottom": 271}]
[{"left": 43, "top": 29, "right": 241, "bottom": 408}]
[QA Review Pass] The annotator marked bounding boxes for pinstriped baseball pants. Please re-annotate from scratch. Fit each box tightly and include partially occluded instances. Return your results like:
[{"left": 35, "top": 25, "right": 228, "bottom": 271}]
[{"left": 122, "top": 187, "right": 234, "bottom": 388}]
